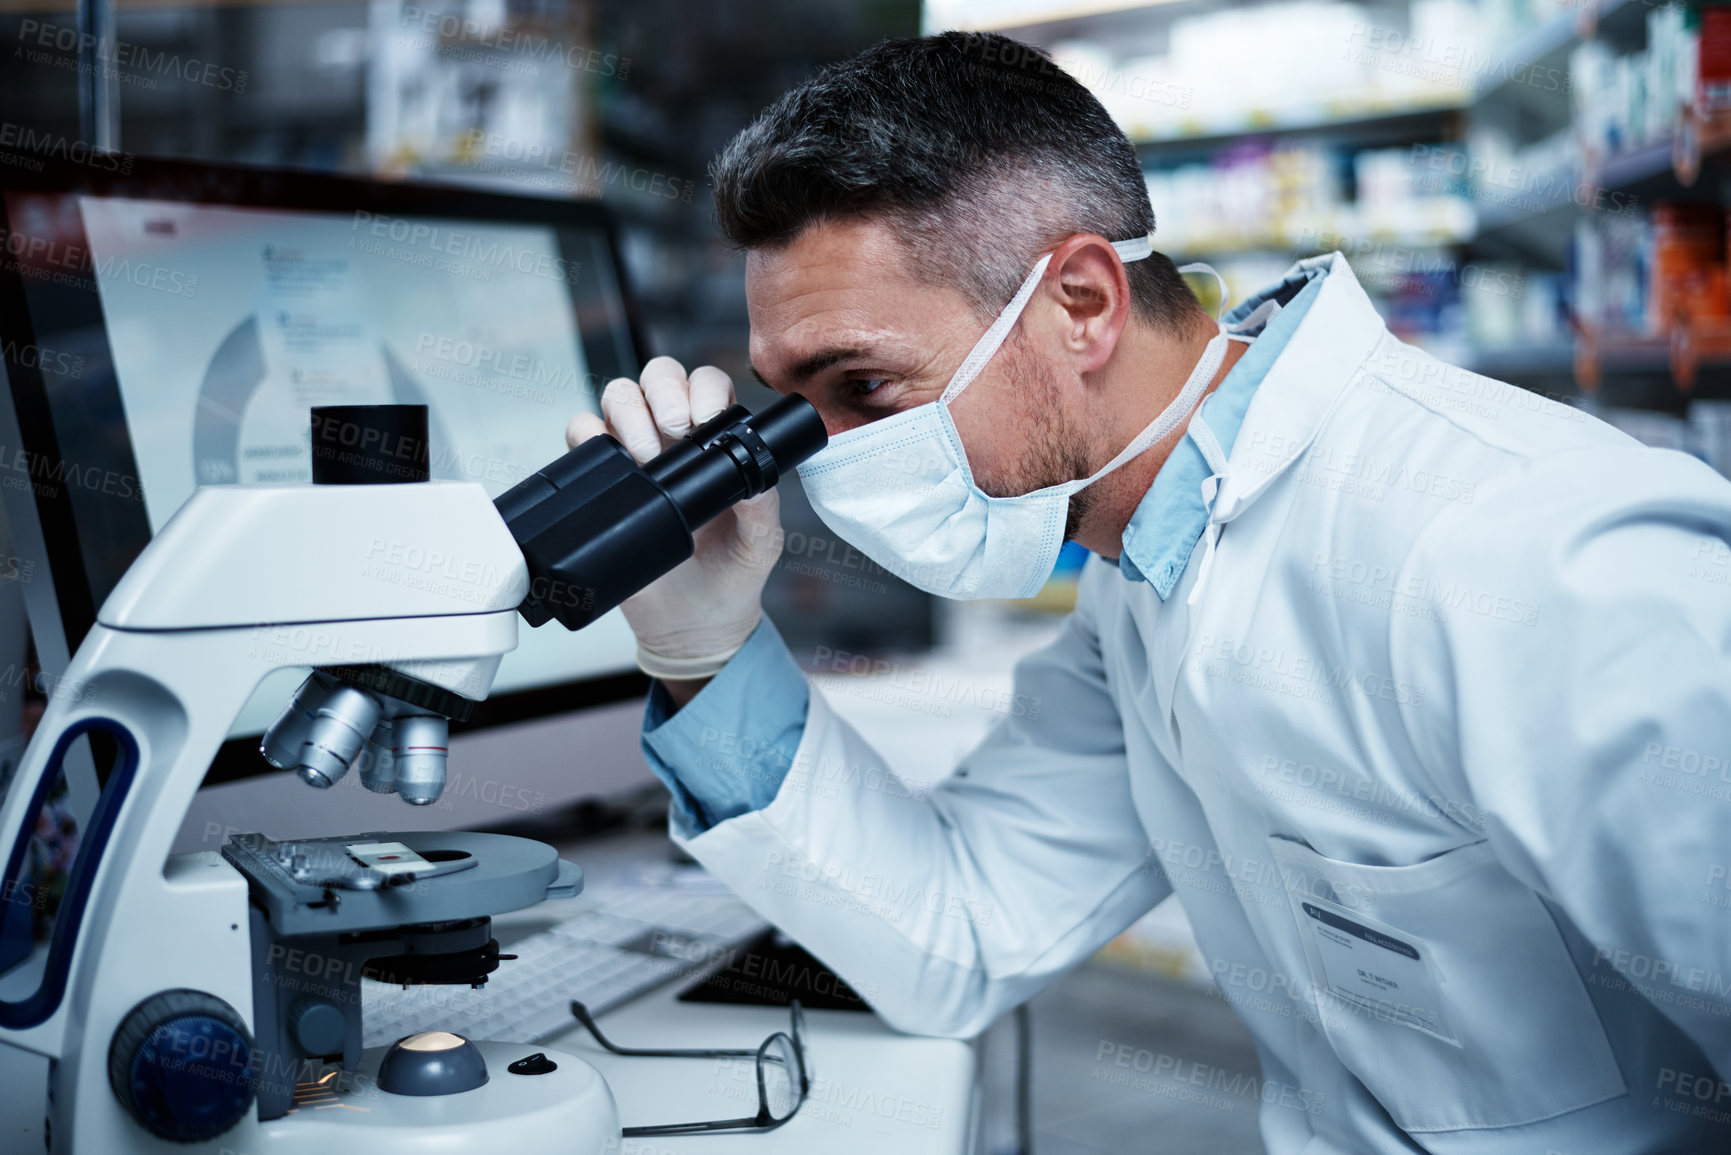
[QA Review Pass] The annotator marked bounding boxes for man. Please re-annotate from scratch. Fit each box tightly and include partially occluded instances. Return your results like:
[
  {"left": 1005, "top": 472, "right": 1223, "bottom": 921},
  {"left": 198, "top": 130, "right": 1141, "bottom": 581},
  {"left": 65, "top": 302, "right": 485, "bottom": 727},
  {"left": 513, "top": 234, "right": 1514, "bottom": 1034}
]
[{"left": 566, "top": 31, "right": 1731, "bottom": 1153}]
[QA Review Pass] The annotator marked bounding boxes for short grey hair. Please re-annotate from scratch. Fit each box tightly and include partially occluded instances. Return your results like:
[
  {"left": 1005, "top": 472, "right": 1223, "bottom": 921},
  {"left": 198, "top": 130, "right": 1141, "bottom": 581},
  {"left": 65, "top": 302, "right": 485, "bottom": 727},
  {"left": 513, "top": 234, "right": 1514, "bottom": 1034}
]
[{"left": 710, "top": 31, "right": 1201, "bottom": 328}]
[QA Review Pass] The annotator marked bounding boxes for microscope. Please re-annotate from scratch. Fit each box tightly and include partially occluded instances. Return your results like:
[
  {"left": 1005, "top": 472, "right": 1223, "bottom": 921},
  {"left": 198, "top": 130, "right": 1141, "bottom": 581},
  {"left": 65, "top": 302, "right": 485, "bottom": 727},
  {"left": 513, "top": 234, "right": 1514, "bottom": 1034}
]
[{"left": 0, "top": 396, "right": 826, "bottom": 1153}]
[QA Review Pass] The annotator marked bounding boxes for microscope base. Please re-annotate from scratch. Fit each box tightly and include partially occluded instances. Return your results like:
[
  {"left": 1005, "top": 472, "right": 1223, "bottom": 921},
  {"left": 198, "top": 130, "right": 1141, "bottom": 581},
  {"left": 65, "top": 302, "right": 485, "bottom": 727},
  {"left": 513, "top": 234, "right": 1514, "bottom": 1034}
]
[{"left": 249, "top": 1040, "right": 619, "bottom": 1154}]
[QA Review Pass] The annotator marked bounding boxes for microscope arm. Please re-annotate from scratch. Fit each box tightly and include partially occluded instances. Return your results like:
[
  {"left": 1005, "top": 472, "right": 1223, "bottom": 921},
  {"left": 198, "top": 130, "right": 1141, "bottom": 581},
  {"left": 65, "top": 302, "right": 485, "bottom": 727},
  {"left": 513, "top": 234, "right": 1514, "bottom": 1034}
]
[
  {"left": 0, "top": 608, "right": 518, "bottom": 1062},
  {"left": 0, "top": 470, "right": 527, "bottom": 1071}
]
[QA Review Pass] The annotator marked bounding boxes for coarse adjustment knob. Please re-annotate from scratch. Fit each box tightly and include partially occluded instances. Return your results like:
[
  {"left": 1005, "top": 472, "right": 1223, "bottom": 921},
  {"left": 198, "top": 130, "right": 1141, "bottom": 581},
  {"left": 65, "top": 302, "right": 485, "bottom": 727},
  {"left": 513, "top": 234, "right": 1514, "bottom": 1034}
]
[{"left": 108, "top": 989, "right": 256, "bottom": 1143}]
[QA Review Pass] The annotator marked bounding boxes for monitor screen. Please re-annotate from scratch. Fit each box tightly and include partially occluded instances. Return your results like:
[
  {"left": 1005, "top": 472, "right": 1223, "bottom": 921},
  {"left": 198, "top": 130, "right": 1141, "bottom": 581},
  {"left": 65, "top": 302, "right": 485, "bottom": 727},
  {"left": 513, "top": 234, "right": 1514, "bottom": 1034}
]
[{"left": 0, "top": 157, "right": 648, "bottom": 769}]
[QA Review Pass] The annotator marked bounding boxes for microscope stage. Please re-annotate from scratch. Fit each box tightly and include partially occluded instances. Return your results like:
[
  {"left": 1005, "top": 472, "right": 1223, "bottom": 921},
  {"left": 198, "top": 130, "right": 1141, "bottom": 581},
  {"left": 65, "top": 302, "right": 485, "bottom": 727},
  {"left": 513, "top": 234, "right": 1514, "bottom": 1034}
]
[{"left": 223, "top": 830, "right": 583, "bottom": 935}]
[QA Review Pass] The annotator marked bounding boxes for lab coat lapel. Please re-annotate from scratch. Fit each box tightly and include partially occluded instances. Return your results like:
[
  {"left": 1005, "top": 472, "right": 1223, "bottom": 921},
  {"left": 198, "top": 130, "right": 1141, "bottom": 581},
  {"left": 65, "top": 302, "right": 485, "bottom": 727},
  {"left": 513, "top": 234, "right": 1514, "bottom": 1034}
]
[
  {"left": 1153, "top": 253, "right": 1390, "bottom": 762},
  {"left": 1212, "top": 253, "right": 1390, "bottom": 526}
]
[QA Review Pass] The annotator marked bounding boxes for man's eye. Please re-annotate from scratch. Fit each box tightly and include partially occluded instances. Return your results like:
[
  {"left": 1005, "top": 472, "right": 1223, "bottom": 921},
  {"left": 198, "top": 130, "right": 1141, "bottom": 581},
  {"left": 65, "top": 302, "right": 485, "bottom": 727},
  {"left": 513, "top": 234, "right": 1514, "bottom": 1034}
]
[{"left": 846, "top": 378, "right": 892, "bottom": 397}]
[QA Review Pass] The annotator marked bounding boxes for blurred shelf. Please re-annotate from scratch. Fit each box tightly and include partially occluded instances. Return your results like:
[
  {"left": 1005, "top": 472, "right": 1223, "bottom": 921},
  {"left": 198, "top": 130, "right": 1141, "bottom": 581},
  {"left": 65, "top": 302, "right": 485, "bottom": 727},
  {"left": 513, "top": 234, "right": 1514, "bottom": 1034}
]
[
  {"left": 1474, "top": 0, "right": 1646, "bottom": 102},
  {"left": 1472, "top": 183, "right": 1578, "bottom": 233},
  {"left": 1472, "top": 11, "right": 1585, "bottom": 102},
  {"left": 402, "top": 161, "right": 586, "bottom": 200},
  {"left": 1595, "top": 137, "right": 1685, "bottom": 188},
  {"left": 1076, "top": 0, "right": 1639, "bottom": 152},
  {"left": 1594, "top": 336, "right": 1669, "bottom": 371},
  {"left": 1585, "top": 135, "right": 1696, "bottom": 192},
  {"left": 1465, "top": 115, "right": 1731, "bottom": 238},
  {"left": 1461, "top": 342, "right": 1577, "bottom": 377},
  {"left": 946, "top": 0, "right": 1644, "bottom": 62},
  {"left": 1453, "top": 338, "right": 1731, "bottom": 408},
  {"left": 1132, "top": 98, "right": 1467, "bottom": 152},
  {"left": 930, "top": 0, "right": 1192, "bottom": 30},
  {"left": 1574, "top": 0, "right": 1654, "bottom": 47},
  {"left": 1590, "top": 113, "right": 1731, "bottom": 190},
  {"left": 1576, "top": 323, "right": 1731, "bottom": 392},
  {"left": 1165, "top": 222, "right": 1472, "bottom": 259}
]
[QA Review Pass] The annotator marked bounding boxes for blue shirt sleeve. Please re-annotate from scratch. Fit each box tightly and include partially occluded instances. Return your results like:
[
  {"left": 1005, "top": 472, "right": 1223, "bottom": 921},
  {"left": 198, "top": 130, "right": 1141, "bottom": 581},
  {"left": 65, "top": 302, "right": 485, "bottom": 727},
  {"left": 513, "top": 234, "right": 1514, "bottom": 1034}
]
[{"left": 641, "top": 615, "right": 810, "bottom": 835}]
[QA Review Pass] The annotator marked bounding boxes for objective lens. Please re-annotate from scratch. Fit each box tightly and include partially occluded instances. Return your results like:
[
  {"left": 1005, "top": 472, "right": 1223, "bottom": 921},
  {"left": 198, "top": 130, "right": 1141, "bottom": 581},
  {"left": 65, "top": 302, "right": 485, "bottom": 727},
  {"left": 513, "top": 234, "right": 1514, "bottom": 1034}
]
[
  {"left": 356, "top": 717, "right": 398, "bottom": 795},
  {"left": 294, "top": 683, "right": 383, "bottom": 789},
  {"left": 392, "top": 714, "right": 449, "bottom": 806},
  {"left": 260, "top": 672, "right": 328, "bottom": 772},
  {"left": 262, "top": 672, "right": 459, "bottom": 803}
]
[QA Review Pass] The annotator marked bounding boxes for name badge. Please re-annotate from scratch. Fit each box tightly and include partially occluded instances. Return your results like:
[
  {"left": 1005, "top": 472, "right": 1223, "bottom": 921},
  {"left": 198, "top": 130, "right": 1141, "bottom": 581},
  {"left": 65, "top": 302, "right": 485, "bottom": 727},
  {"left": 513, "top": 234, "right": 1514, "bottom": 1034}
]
[{"left": 1300, "top": 897, "right": 1457, "bottom": 1045}]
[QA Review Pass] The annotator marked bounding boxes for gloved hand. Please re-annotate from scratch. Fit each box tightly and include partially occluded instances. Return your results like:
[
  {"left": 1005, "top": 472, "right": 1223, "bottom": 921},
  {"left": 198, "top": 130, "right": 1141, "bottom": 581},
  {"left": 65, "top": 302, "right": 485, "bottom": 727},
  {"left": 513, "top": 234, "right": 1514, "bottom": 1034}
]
[{"left": 565, "top": 356, "right": 784, "bottom": 683}]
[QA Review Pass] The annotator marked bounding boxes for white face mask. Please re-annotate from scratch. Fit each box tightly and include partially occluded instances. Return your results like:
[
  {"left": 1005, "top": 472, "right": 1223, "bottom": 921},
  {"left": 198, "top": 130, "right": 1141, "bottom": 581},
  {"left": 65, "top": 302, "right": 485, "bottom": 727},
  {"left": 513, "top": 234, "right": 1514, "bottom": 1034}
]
[{"left": 796, "top": 238, "right": 1235, "bottom": 600}]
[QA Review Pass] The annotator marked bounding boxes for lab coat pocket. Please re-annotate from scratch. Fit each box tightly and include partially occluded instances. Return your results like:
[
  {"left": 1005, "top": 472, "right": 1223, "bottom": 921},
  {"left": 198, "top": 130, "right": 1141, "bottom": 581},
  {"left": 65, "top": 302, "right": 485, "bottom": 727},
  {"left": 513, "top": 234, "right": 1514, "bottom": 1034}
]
[{"left": 1267, "top": 836, "right": 1625, "bottom": 1133}]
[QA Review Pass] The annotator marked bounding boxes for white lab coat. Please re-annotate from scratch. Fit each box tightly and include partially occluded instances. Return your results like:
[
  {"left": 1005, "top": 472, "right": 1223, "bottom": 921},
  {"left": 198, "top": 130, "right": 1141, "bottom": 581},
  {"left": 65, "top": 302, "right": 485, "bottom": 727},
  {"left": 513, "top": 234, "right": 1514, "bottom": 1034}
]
[{"left": 675, "top": 254, "right": 1731, "bottom": 1152}]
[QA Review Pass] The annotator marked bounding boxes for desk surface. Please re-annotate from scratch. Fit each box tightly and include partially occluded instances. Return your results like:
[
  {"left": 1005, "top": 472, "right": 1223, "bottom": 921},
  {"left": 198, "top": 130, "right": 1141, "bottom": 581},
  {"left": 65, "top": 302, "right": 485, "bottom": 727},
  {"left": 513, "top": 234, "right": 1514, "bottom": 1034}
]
[
  {"left": 0, "top": 829, "right": 980, "bottom": 1155},
  {"left": 522, "top": 829, "right": 981, "bottom": 1155},
  {"left": 559, "top": 982, "right": 976, "bottom": 1155}
]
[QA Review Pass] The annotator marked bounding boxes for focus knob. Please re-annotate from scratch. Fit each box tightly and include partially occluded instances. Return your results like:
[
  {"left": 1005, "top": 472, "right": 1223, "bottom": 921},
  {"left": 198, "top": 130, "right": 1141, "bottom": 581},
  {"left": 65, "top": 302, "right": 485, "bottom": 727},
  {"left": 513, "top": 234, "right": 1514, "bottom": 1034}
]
[{"left": 109, "top": 990, "right": 256, "bottom": 1143}]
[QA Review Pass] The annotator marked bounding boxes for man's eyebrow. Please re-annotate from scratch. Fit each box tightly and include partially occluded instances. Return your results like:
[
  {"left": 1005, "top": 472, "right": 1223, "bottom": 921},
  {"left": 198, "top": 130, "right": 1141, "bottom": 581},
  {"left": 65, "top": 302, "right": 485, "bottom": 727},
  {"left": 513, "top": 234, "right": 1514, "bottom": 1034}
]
[{"left": 754, "top": 346, "right": 871, "bottom": 389}]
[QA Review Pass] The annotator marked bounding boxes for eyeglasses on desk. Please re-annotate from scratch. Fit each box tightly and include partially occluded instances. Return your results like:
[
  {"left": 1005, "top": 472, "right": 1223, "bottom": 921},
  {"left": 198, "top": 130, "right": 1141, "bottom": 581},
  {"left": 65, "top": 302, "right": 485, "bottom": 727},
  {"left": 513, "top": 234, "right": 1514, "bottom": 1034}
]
[{"left": 568, "top": 998, "right": 810, "bottom": 1136}]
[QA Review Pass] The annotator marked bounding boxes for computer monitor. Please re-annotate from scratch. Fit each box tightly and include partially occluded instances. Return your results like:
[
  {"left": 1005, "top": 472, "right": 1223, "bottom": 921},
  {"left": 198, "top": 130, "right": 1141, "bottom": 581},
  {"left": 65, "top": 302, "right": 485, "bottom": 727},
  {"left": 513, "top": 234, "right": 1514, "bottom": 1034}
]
[{"left": 0, "top": 154, "right": 655, "bottom": 841}]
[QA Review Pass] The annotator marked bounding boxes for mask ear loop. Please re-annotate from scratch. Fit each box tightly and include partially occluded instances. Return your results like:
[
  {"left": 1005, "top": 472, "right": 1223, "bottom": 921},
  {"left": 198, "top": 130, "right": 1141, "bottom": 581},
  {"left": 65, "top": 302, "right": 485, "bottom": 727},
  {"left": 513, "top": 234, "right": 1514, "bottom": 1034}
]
[
  {"left": 1177, "top": 262, "right": 1231, "bottom": 321},
  {"left": 1079, "top": 252, "right": 1231, "bottom": 489},
  {"left": 939, "top": 234, "right": 1159, "bottom": 407},
  {"left": 1186, "top": 414, "right": 1232, "bottom": 608},
  {"left": 1113, "top": 235, "right": 1155, "bottom": 263},
  {"left": 1068, "top": 328, "right": 1228, "bottom": 492},
  {"left": 1172, "top": 261, "right": 1245, "bottom": 608},
  {"left": 938, "top": 255, "right": 1052, "bottom": 406}
]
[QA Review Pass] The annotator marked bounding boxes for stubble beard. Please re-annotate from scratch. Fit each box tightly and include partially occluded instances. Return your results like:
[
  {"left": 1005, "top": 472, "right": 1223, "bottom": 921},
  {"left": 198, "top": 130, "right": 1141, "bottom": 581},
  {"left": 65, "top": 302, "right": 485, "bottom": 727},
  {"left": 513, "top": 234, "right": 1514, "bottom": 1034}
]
[{"left": 991, "top": 337, "right": 1096, "bottom": 543}]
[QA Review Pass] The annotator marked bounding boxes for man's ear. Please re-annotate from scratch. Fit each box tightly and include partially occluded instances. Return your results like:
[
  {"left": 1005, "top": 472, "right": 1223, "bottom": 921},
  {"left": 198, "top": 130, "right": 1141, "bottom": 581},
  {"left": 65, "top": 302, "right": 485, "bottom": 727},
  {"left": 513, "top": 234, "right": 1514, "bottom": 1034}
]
[{"left": 1041, "top": 234, "right": 1133, "bottom": 375}]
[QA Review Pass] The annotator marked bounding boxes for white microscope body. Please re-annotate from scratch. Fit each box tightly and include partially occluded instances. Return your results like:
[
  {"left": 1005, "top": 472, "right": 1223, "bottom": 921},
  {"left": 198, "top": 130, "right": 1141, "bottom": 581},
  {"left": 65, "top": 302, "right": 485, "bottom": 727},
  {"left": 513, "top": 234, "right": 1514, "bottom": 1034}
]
[{"left": 0, "top": 479, "right": 619, "bottom": 1153}]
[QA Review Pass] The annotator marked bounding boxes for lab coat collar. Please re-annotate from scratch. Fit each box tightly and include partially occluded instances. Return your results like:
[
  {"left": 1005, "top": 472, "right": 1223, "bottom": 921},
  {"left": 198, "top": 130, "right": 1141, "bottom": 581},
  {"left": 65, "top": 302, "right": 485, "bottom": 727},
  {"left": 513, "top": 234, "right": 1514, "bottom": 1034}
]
[
  {"left": 1204, "top": 252, "right": 1388, "bottom": 527},
  {"left": 1115, "top": 266, "right": 1325, "bottom": 595}
]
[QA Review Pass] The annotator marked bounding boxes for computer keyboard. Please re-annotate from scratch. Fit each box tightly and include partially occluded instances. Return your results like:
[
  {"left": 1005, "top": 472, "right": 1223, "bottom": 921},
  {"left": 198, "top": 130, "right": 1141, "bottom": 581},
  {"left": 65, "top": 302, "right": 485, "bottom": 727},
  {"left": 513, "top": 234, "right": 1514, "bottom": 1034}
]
[{"left": 361, "top": 887, "right": 768, "bottom": 1048}]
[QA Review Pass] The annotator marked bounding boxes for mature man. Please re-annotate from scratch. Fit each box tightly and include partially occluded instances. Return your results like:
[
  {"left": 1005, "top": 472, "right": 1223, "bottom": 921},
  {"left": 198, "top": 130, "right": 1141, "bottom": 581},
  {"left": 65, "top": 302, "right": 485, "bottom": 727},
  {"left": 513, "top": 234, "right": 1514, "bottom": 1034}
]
[{"left": 567, "top": 31, "right": 1731, "bottom": 1153}]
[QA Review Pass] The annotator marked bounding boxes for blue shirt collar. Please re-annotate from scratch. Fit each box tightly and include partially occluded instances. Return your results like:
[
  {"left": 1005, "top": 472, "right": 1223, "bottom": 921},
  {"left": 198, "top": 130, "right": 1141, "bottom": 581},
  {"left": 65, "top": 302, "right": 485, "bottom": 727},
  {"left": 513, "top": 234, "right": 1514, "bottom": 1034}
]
[{"left": 1114, "top": 262, "right": 1329, "bottom": 597}]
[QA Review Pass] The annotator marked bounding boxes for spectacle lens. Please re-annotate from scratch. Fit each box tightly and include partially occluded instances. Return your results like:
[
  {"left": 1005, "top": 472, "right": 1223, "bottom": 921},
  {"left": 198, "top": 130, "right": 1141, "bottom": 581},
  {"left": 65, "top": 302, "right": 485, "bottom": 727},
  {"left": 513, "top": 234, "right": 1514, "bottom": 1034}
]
[{"left": 761, "top": 1033, "right": 801, "bottom": 1123}]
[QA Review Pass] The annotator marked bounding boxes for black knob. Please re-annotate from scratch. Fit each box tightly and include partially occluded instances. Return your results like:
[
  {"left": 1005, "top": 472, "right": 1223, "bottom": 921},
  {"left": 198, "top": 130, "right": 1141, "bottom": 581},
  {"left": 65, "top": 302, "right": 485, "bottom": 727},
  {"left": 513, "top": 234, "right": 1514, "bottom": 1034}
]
[
  {"left": 508, "top": 1051, "right": 558, "bottom": 1076},
  {"left": 108, "top": 990, "right": 256, "bottom": 1143},
  {"left": 310, "top": 404, "right": 430, "bottom": 484},
  {"left": 290, "top": 998, "right": 346, "bottom": 1057}
]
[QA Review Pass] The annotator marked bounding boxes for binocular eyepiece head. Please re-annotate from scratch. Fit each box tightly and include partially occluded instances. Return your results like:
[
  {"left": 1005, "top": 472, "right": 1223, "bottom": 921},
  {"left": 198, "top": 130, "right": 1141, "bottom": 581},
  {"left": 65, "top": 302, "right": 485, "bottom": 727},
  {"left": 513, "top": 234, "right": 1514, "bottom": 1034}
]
[{"left": 496, "top": 393, "right": 827, "bottom": 631}]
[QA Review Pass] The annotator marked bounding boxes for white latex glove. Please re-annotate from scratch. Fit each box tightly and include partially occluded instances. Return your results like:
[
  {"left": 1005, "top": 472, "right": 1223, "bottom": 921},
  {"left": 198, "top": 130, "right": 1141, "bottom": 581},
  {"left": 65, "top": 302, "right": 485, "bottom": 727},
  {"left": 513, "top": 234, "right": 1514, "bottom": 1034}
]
[{"left": 565, "top": 356, "right": 784, "bottom": 682}]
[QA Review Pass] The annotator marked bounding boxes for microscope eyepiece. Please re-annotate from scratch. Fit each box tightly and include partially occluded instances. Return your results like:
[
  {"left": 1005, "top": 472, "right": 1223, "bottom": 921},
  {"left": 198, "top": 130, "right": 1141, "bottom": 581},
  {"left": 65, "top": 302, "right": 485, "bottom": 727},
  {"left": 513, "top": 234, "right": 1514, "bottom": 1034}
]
[
  {"left": 497, "top": 393, "right": 828, "bottom": 631},
  {"left": 742, "top": 391, "right": 832, "bottom": 467}
]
